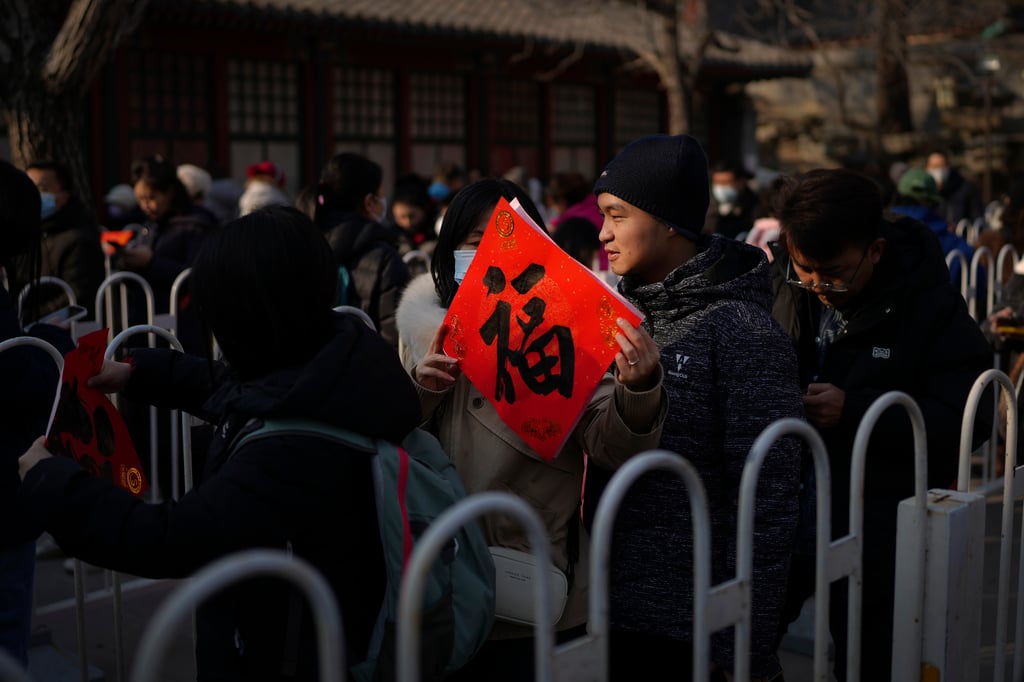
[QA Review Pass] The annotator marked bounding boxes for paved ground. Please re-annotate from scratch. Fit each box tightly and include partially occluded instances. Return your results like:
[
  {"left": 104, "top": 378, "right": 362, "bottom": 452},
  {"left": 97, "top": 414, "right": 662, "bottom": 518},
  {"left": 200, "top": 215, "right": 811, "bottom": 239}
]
[
  {"left": 22, "top": 486, "right": 1016, "bottom": 682},
  {"left": 29, "top": 554, "right": 195, "bottom": 682}
]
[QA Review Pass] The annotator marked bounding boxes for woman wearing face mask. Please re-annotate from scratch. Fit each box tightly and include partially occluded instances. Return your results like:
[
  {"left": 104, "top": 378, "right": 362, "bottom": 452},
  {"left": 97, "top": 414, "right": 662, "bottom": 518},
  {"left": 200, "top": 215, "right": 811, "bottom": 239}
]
[
  {"left": 395, "top": 178, "right": 668, "bottom": 682},
  {"left": 314, "top": 152, "right": 409, "bottom": 348}
]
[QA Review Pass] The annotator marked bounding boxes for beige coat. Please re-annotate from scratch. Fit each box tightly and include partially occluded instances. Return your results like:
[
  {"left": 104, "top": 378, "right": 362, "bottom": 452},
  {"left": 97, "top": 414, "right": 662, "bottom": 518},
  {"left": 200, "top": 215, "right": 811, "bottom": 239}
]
[{"left": 396, "top": 273, "right": 667, "bottom": 639}]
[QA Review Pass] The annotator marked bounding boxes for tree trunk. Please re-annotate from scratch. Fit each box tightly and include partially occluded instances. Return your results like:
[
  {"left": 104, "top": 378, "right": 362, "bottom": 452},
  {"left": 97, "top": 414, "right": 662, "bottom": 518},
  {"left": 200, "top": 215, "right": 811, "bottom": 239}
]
[
  {"left": 5, "top": 90, "right": 92, "bottom": 219},
  {"left": 664, "top": 70, "right": 690, "bottom": 135},
  {"left": 658, "top": 7, "right": 691, "bottom": 134},
  {"left": 0, "top": 0, "right": 149, "bottom": 215},
  {"left": 876, "top": 0, "right": 913, "bottom": 136}
]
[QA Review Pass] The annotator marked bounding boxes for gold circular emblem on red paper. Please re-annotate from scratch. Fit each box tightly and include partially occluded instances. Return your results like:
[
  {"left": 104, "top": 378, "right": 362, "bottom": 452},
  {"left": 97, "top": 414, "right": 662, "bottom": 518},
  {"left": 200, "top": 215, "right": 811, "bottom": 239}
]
[
  {"left": 495, "top": 210, "right": 515, "bottom": 237},
  {"left": 126, "top": 467, "right": 144, "bottom": 494}
]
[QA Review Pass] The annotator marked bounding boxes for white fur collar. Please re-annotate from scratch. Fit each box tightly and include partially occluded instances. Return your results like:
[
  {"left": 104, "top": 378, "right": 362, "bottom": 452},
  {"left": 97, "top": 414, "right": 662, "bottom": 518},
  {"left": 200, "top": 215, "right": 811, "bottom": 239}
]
[{"left": 396, "top": 273, "right": 447, "bottom": 367}]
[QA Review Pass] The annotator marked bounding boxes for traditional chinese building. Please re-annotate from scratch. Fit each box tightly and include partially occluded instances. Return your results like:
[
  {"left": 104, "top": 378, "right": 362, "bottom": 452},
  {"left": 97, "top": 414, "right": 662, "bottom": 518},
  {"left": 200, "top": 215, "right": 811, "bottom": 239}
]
[{"left": 86, "top": 0, "right": 812, "bottom": 202}]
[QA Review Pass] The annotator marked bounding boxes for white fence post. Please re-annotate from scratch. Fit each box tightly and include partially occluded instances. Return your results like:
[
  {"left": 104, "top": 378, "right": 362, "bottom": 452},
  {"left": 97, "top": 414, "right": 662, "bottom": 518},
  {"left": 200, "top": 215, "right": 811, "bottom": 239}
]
[
  {"left": 850, "top": 393, "right": 928, "bottom": 682},
  {"left": 103, "top": 325, "right": 193, "bottom": 681},
  {"left": 130, "top": 549, "right": 344, "bottom": 682},
  {"left": 0, "top": 337, "right": 74, "bottom": 682},
  {"left": 969, "top": 246, "right": 994, "bottom": 321},
  {"left": 947, "top": 249, "right": 969, "bottom": 305},
  {"left": 957, "top": 369, "right": 1022, "bottom": 682},
  {"left": 585, "top": 450, "right": 714, "bottom": 682},
  {"left": 397, "top": 492, "right": 554, "bottom": 682}
]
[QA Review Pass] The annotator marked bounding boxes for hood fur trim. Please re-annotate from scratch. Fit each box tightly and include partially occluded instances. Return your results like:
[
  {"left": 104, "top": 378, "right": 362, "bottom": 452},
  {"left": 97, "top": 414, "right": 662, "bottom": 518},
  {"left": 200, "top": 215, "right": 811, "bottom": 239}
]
[{"left": 396, "top": 273, "right": 447, "bottom": 367}]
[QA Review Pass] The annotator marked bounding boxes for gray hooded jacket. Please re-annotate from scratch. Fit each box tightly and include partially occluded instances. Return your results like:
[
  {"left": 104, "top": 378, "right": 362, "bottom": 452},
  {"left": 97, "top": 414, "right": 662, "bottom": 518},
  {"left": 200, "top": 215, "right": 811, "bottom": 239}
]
[{"left": 609, "top": 235, "right": 803, "bottom": 676}]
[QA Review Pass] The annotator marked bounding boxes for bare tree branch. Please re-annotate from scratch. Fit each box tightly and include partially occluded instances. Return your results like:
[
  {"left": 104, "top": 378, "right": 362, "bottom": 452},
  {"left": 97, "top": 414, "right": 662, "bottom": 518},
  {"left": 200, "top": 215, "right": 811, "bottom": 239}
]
[
  {"left": 509, "top": 39, "right": 535, "bottom": 65},
  {"left": 778, "top": 0, "right": 874, "bottom": 132},
  {"left": 44, "top": 0, "right": 149, "bottom": 95},
  {"left": 536, "top": 43, "right": 586, "bottom": 81}
]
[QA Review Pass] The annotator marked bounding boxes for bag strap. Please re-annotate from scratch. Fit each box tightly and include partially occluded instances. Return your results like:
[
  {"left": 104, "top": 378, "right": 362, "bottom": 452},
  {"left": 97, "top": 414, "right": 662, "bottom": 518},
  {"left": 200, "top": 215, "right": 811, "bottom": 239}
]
[
  {"left": 233, "top": 417, "right": 376, "bottom": 453},
  {"left": 566, "top": 499, "right": 579, "bottom": 593}
]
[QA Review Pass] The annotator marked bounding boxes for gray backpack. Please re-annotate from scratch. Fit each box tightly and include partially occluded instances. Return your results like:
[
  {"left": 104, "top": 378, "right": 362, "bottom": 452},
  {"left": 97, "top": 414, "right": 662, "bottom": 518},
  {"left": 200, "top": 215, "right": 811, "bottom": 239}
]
[{"left": 236, "top": 418, "right": 495, "bottom": 681}]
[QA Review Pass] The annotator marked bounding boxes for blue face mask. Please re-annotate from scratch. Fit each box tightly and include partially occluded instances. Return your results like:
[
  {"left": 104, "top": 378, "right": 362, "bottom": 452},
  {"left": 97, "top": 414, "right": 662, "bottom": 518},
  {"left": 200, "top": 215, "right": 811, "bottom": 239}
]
[
  {"left": 454, "top": 249, "right": 476, "bottom": 284},
  {"left": 40, "top": 192, "right": 57, "bottom": 220},
  {"left": 428, "top": 182, "right": 451, "bottom": 202},
  {"left": 712, "top": 184, "right": 738, "bottom": 205}
]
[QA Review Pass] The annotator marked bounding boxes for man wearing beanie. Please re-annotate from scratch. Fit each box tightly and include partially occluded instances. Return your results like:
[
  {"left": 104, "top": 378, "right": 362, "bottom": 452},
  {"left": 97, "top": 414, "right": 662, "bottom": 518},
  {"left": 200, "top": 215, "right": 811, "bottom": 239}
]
[{"left": 589, "top": 133, "right": 803, "bottom": 680}]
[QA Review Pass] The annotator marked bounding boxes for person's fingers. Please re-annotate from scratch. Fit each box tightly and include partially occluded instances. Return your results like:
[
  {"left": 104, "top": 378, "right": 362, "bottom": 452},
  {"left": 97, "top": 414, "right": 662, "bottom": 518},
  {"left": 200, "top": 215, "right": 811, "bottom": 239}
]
[
  {"left": 428, "top": 323, "right": 450, "bottom": 355},
  {"left": 614, "top": 332, "right": 639, "bottom": 366}
]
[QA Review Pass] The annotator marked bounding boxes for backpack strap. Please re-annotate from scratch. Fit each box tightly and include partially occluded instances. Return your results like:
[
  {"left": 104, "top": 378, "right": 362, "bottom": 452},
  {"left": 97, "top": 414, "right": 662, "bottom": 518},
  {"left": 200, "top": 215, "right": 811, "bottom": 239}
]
[
  {"left": 232, "top": 416, "right": 415, "bottom": 568},
  {"left": 233, "top": 417, "right": 376, "bottom": 453},
  {"left": 336, "top": 265, "right": 351, "bottom": 306}
]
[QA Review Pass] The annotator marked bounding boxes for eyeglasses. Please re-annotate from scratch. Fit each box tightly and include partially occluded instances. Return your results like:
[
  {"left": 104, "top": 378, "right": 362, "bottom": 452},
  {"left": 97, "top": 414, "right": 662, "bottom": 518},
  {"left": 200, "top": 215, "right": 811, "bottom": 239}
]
[{"left": 786, "top": 248, "right": 868, "bottom": 293}]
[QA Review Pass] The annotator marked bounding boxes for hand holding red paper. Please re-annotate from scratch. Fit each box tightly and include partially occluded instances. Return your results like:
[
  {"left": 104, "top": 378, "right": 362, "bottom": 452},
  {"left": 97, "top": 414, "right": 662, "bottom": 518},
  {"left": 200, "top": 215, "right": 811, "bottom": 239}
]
[
  {"left": 440, "top": 197, "right": 650, "bottom": 460},
  {"left": 42, "top": 329, "right": 149, "bottom": 496},
  {"left": 414, "top": 323, "right": 461, "bottom": 391}
]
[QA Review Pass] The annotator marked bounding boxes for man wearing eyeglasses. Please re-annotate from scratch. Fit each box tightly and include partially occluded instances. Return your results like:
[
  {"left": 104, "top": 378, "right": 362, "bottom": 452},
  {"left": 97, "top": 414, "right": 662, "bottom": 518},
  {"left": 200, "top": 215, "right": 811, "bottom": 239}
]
[{"left": 769, "top": 167, "right": 993, "bottom": 681}]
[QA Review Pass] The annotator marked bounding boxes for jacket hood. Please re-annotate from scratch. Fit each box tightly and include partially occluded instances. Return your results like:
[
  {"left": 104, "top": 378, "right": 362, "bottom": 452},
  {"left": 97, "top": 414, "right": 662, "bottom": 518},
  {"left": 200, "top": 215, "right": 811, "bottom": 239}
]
[
  {"left": 619, "top": 235, "right": 772, "bottom": 322},
  {"left": 939, "top": 168, "right": 969, "bottom": 197},
  {"left": 395, "top": 273, "right": 446, "bottom": 366},
  {"left": 870, "top": 214, "right": 950, "bottom": 296},
  {"left": 238, "top": 182, "right": 291, "bottom": 216},
  {"left": 887, "top": 205, "right": 946, "bottom": 236},
  {"left": 205, "top": 312, "right": 420, "bottom": 443},
  {"left": 321, "top": 210, "right": 399, "bottom": 265}
]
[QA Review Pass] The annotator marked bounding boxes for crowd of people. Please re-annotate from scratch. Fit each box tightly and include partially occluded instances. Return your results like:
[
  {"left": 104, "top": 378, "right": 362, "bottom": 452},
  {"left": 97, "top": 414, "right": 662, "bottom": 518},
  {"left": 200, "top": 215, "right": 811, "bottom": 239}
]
[{"left": 0, "top": 133, "right": 1008, "bottom": 682}]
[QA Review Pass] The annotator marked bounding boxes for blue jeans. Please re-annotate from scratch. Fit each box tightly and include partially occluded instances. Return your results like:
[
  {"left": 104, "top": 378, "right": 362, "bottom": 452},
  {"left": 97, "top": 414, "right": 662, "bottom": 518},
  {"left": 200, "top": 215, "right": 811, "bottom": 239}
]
[{"left": 0, "top": 541, "right": 35, "bottom": 667}]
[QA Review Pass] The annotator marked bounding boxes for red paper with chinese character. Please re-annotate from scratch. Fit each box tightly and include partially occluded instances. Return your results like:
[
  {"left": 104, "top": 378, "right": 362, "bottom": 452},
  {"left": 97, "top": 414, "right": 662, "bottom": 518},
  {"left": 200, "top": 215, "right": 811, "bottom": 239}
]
[
  {"left": 442, "top": 197, "right": 643, "bottom": 461},
  {"left": 45, "top": 328, "right": 149, "bottom": 496}
]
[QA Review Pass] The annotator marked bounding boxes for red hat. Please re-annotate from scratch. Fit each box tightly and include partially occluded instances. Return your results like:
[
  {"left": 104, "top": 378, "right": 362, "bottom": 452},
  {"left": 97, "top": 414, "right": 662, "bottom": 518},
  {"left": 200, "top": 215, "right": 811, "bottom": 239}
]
[{"left": 246, "top": 160, "right": 286, "bottom": 188}]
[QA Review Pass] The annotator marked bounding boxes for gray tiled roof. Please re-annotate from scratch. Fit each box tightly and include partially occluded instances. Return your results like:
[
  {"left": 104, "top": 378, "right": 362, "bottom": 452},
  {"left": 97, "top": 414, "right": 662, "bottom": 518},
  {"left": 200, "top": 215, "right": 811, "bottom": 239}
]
[{"left": 168, "top": 0, "right": 812, "bottom": 77}]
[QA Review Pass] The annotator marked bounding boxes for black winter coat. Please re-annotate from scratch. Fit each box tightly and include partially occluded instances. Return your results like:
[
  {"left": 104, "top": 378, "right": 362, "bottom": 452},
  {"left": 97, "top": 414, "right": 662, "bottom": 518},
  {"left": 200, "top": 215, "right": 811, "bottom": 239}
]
[
  {"left": 10, "top": 197, "right": 106, "bottom": 318},
  {"left": 770, "top": 215, "right": 994, "bottom": 527},
  {"left": 321, "top": 210, "right": 410, "bottom": 348},
  {"left": 0, "top": 283, "right": 73, "bottom": 549},
  {"left": 117, "top": 205, "right": 217, "bottom": 315},
  {"left": 16, "top": 313, "right": 422, "bottom": 680},
  {"left": 938, "top": 169, "right": 984, "bottom": 228}
]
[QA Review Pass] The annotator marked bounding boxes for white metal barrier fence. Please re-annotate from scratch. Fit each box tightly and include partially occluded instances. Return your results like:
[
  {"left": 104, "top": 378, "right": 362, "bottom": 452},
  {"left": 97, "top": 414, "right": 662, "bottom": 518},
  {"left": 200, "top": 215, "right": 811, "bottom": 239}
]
[
  {"left": 130, "top": 549, "right": 344, "bottom": 682},
  {"left": 17, "top": 382, "right": 1024, "bottom": 681},
  {"left": 958, "top": 369, "right": 1023, "bottom": 682}
]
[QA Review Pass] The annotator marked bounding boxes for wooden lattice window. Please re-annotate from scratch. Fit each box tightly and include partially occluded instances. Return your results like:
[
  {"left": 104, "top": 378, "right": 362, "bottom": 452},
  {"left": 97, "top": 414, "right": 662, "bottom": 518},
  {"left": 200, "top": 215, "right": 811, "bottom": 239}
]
[
  {"left": 553, "top": 84, "right": 595, "bottom": 145},
  {"left": 126, "top": 50, "right": 210, "bottom": 134},
  {"left": 227, "top": 59, "right": 299, "bottom": 137},
  {"left": 410, "top": 73, "right": 466, "bottom": 140},
  {"left": 333, "top": 67, "right": 395, "bottom": 140},
  {"left": 551, "top": 83, "right": 597, "bottom": 177},
  {"left": 490, "top": 80, "right": 540, "bottom": 143},
  {"left": 614, "top": 89, "right": 661, "bottom": 147}
]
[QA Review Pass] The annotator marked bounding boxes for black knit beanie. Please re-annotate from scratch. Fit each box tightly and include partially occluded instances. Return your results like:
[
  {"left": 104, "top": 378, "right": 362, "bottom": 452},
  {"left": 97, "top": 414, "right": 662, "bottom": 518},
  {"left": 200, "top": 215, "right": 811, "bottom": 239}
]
[{"left": 593, "top": 133, "right": 710, "bottom": 241}]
